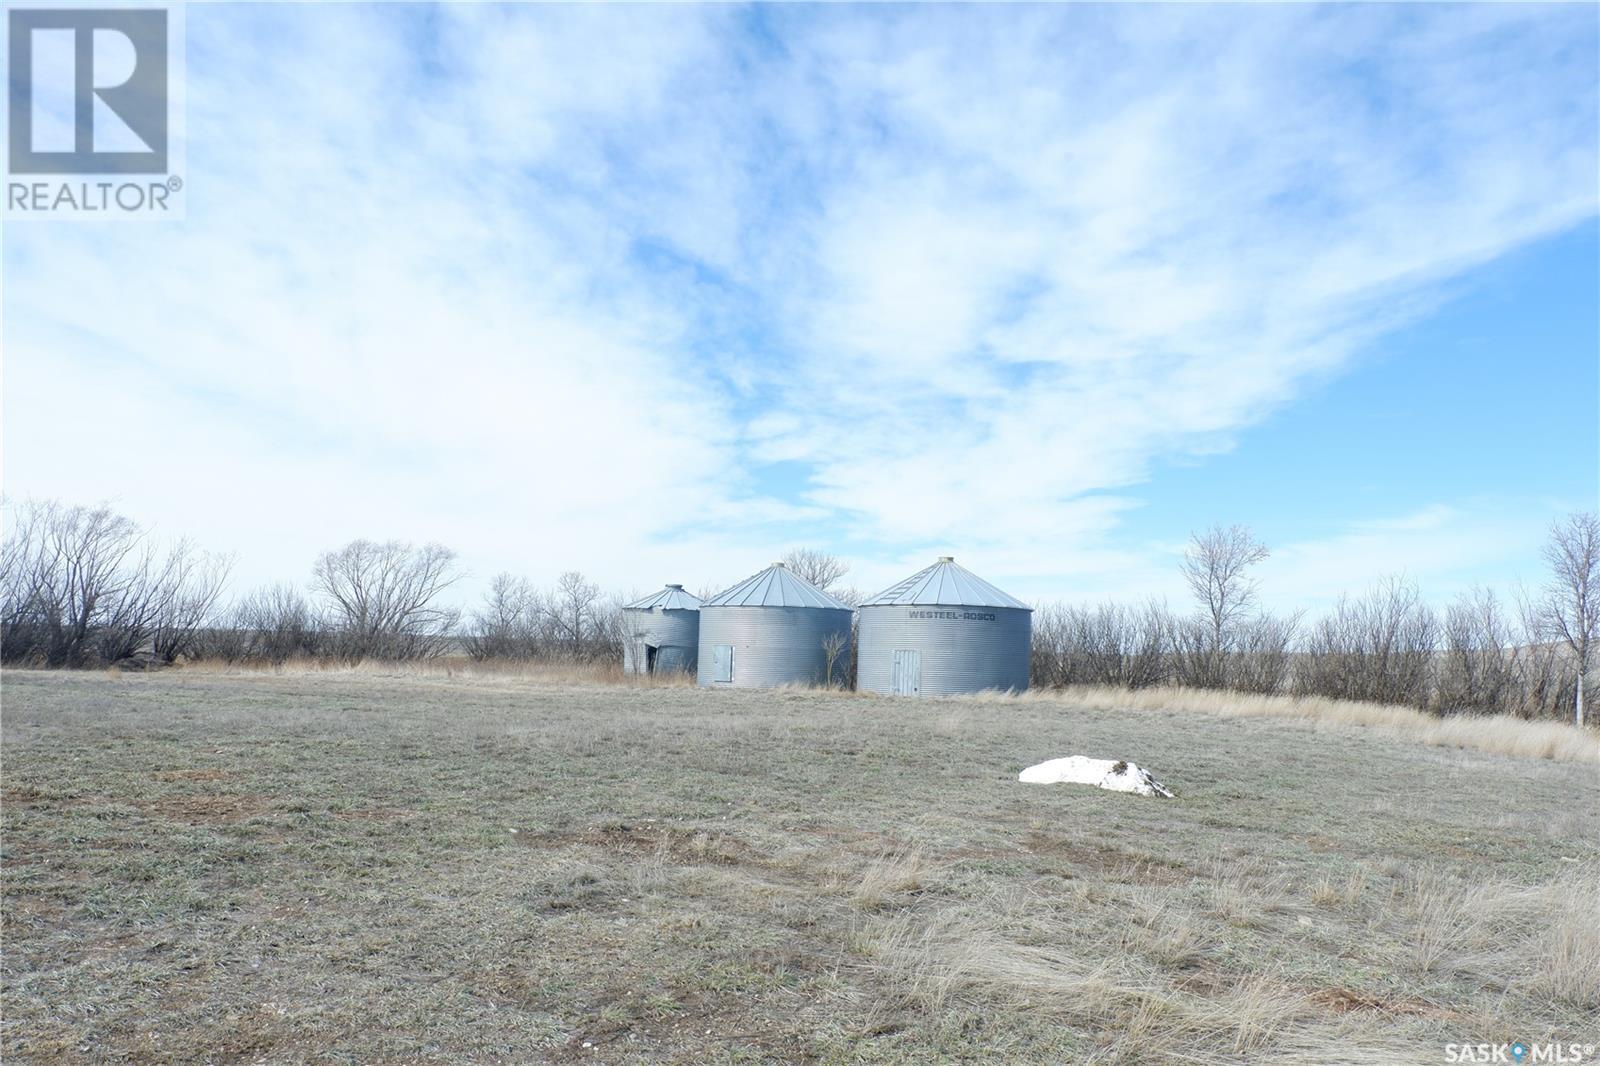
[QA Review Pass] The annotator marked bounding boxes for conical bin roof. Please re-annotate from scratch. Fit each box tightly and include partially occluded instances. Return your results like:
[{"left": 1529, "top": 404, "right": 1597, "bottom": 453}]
[
  {"left": 861, "top": 557, "right": 1030, "bottom": 610},
  {"left": 705, "top": 563, "right": 851, "bottom": 610}
]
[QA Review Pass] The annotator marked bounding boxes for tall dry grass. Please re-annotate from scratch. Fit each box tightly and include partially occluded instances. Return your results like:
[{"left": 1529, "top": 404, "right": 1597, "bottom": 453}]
[
  {"left": 859, "top": 887, "right": 1405, "bottom": 1064},
  {"left": 1007, "top": 685, "right": 1600, "bottom": 765},
  {"left": 173, "top": 655, "right": 697, "bottom": 688},
  {"left": 1388, "top": 863, "right": 1600, "bottom": 1009},
  {"left": 161, "top": 660, "right": 1598, "bottom": 764},
  {"left": 858, "top": 859, "right": 1597, "bottom": 1063}
]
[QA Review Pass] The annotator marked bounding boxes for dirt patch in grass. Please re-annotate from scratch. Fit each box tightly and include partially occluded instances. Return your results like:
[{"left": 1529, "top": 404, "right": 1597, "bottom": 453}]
[
  {"left": 937, "top": 832, "right": 1191, "bottom": 884},
  {"left": 141, "top": 793, "right": 270, "bottom": 824},
  {"left": 333, "top": 806, "right": 416, "bottom": 821},
  {"left": 1020, "top": 831, "right": 1191, "bottom": 882},
  {"left": 512, "top": 822, "right": 759, "bottom": 867},
  {"left": 153, "top": 769, "right": 231, "bottom": 782},
  {"left": 554, "top": 986, "right": 812, "bottom": 1064},
  {"left": 1307, "top": 987, "right": 1469, "bottom": 1021}
]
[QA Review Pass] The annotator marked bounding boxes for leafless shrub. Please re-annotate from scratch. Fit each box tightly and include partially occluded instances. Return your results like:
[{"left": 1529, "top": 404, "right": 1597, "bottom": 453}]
[
  {"left": 1084, "top": 601, "right": 1172, "bottom": 689},
  {"left": 0, "top": 499, "right": 52, "bottom": 661},
  {"left": 1230, "top": 612, "right": 1300, "bottom": 695},
  {"left": 1032, "top": 601, "right": 1172, "bottom": 689},
  {"left": 196, "top": 583, "right": 325, "bottom": 665},
  {"left": 311, "top": 540, "right": 461, "bottom": 663},
  {"left": 1170, "top": 616, "right": 1228, "bottom": 690},
  {"left": 589, "top": 593, "right": 626, "bottom": 665},
  {"left": 1436, "top": 587, "right": 1520, "bottom": 716},
  {"left": 1295, "top": 576, "right": 1437, "bottom": 708},
  {"left": 1029, "top": 604, "right": 1064, "bottom": 687},
  {"left": 821, "top": 630, "right": 850, "bottom": 688}
]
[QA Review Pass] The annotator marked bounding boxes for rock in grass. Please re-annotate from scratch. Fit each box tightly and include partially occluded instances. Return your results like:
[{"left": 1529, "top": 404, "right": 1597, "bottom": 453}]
[{"left": 1018, "top": 756, "right": 1174, "bottom": 798}]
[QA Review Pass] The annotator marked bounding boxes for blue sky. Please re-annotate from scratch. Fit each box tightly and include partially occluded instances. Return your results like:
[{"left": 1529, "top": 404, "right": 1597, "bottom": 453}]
[{"left": 4, "top": 3, "right": 1596, "bottom": 610}]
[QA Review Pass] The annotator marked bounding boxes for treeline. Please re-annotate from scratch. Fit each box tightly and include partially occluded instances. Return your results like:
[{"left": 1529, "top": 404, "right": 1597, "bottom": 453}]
[
  {"left": 0, "top": 499, "right": 628, "bottom": 669},
  {"left": 1032, "top": 519, "right": 1596, "bottom": 724},
  {"left": 0, "top": 501, "right": 231, "bottom": 667},
  {"left": 1030, "top": 577, "right": 1579, "bottom": 720},
  {"left": 0, "top": 500, "right": 466, "bottom": 668},
  {"left": 460, "top": 572, "right": 625, "bottom": 664},
  {"left": 1, "top": 498, "right": 1593, "bottom": 726}
]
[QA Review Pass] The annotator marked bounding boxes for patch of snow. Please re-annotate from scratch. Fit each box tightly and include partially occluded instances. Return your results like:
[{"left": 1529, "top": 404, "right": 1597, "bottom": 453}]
[{"left": 1018, "top": 756, "right": 1174, "bottom": 798}]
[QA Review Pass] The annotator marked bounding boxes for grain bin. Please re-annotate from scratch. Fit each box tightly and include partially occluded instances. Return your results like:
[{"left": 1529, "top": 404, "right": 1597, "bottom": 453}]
[
  {"left": 697, "top": 563, "right": 852, "bottom": 689},
  {"left": 622, "top": 584, "right": 701, "bottom": 676},
  {"left": 857, "top": 556, "right": 1032, "bottom": 696}
]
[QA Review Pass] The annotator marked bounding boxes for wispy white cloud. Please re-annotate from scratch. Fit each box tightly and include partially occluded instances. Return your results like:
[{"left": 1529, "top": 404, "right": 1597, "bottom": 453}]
[
  {"left": 749, "top": 6, "right": 1596, "bottom": 562},
  {"left": 1260, "top": 503, "right": 1567, "bottom": 613},
  {"left": 3, "top": 4, "right": 1594, "bottom": 604}
]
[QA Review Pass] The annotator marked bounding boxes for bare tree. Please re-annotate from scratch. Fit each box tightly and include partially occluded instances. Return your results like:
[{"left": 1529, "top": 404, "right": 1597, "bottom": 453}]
[
  {"left": 1533, "top": 512, "right": 1599, "bottom": 727},
  {"left": 1181, "top": 524, "right": 1271, "bottom": 675},
  {"left": 1, "top": 500, "right": 147, "bottom": 666},
  {"left": 1, "top": 499, "right": 53, "bottom": 662},
  {"left": 143, "top": 542, "right": 235, "bottom": 663},
  {"left": 96, "top": 539, "right": 234, "bottom": 665},
  {"left": 311, "top": 540, "right": 461, "bottom": 663},
  {"left": 1, "top": 499, "right": 46, "bottom": 648},
  {"left": 465, "top": 573, "right": 541, "bottom": 660},
  {"left": 831, "top": 585, "right": 864, "bottom": 609},
  {"left": 546, "top": 571, "right": 599, "bottom": 659},
  {"left": 782, "top": 548, "right": 849, "bottom": 595},
  {"left": 1511, "top": 588, "right": 1578, "bottom": 721}
]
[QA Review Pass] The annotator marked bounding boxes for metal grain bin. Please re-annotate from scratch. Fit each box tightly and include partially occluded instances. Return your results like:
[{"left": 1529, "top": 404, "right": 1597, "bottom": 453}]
[
  {"left": 857, "top": 556, "right": 1032, "bottom": 696},
  {"left": 622, "top": 584, "right": 701, "bottom": 676},
  {"left": 697, "top": 563, "right": 852, "bottom": 689}
]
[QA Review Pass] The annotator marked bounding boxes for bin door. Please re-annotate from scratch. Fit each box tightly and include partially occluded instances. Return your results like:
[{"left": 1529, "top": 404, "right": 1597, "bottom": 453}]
[
  {"left": 891, "top": 649, "right": 921, "bottom": 697},
  {"left": 713, "top": 644, "right": 734, "bottom": 683}
]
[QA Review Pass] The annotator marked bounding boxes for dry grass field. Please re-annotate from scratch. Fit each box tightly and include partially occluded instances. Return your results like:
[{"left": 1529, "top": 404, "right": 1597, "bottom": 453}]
[{"left": 2, "top": 668, "right": 1597, "bottom": 1064}]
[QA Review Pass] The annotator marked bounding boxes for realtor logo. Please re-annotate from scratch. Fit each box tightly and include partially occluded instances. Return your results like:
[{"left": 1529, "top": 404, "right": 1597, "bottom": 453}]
[
  {"left": 9, "top": 8, "right": 167, "bottom": 172},
  {"left": 5, "top": 4, "right": 184, "bottom": 218}
]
